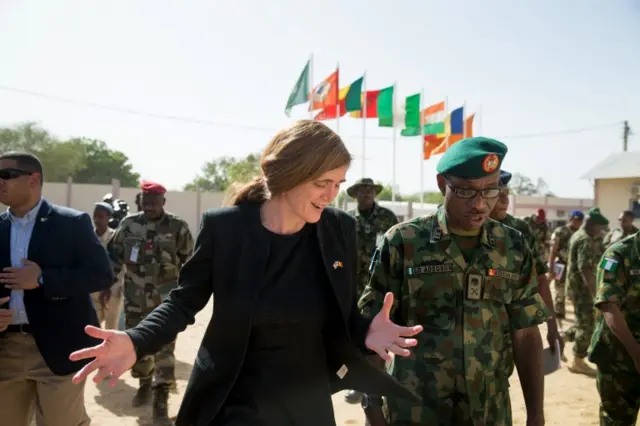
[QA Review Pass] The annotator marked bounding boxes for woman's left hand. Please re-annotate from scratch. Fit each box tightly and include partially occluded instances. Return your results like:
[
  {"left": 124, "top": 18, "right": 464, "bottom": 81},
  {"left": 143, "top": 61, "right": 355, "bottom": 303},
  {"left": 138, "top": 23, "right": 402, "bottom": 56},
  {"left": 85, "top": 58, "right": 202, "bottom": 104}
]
[{"left": 365, "top": 292, "right": 423, "bottom": 361}]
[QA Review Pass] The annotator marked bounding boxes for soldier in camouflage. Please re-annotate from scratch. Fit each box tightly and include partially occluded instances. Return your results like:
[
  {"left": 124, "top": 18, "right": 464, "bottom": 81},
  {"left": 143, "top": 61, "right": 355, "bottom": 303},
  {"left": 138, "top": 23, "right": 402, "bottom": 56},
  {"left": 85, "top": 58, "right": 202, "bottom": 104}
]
[
  {"left": 564, "top": 207, "right": 609, "bottom": 377},
  {"left": 603, "top": 209, "right": 638, "bottom": 248},
  {"left": 588, "top": 230, "right": 640, "bottom": 425},
  {"left": 347, "top": 178, "right": 399, "bottom": 297},
  {"left": 547, "top": 210, "right": 584, "bottom": 320},
  {"left": 359, "top": 137, "right": 550, "bottom": 426},
  {"left": 523, "top": 209, "right": 549, "bottom": 263},
  {"left": 344, "top": 178, "right": 399, "bottom": 405},
  {"left": 108, "top": 181, "right": 194, "bottom": 424},
  {"left": 490, "top": 170, "right": 564, "bottom": 355}
]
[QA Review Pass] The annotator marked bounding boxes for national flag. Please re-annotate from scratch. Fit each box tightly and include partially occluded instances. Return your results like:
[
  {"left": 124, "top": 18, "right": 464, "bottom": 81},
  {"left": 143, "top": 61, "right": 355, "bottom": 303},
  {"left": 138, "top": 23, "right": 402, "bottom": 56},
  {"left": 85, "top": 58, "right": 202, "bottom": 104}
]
[
  {"left": 423, "top": 101, "right": 445, "bottom": 135},
  {"left": 465, "top": 113, "right": 475, "bottom": 137},
  {"left": 284, "top": 60, "right": 310, "bottom": 117},
  {"left": 349, "top": 90, "right": 380, "bottom": 118},
  {"left": 423, "top": 111, "right": 474, "bottom": 159},
  {"left": 311, "top": 70, "right": 339, "bottom": 111},
  {"left": 314, "top": 76, "right": 363, "bottom": 121},
  {"left": 401, "top": 93, "right": 421, "bottom": 137},
  {"left": 443, "top": 106, "right": 465, "bottom": 145},
  {"left": 377, "top": 85, "right": 394, "bottom": 127}
]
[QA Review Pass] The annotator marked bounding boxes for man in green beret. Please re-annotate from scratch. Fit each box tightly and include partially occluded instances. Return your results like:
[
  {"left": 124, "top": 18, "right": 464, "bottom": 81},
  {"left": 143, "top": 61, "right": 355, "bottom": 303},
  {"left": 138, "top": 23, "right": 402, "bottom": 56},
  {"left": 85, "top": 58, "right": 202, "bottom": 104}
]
[
  {"left": 345, "top": 177, "right": 399, "bottom": 404},
  {"left": 564, "top": 207, "right": 609, "bottom": 377},
  {"left": 603, "top": 209, "right": 638, "bottom": 248},
  {"left": 490, "top": 170, "right": 564, "bottom": 356},
  {"left": 588, "top": 229, "right": 640, "bottom": 424},
  {"left": 359, "top": 137, "right": 550, "bottom": 426}
]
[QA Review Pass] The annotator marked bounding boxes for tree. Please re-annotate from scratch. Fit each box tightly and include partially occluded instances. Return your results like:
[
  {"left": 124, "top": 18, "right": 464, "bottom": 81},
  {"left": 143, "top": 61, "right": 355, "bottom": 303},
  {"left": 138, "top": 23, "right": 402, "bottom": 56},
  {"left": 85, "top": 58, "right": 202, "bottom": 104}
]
[
  {"left": 510, "top": 173, "right": 554, "bottom": 196},
  {"left": 68, "top": 138, "right": 140, "bottom": 186},
  {"left": 0, "top": 122, "right": 140, "bottom": 185},
  {"left": 185, "top": 153, "right": 261, "bottom": 192}
]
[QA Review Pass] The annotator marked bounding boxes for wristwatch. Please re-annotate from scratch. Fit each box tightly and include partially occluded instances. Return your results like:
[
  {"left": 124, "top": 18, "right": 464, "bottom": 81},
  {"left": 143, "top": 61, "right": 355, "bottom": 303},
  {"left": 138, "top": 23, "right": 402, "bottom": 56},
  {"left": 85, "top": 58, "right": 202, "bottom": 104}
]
[{"left": 361, "top": 394, "right": 384, "bottom": 409}]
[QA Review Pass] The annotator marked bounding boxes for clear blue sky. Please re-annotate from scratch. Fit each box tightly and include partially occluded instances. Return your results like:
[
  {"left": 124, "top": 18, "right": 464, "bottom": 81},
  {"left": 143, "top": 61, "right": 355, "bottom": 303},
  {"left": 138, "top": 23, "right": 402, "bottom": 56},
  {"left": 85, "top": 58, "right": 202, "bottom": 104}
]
[{"left": 0, "top": 0, "right": 637, "bottom": 198}]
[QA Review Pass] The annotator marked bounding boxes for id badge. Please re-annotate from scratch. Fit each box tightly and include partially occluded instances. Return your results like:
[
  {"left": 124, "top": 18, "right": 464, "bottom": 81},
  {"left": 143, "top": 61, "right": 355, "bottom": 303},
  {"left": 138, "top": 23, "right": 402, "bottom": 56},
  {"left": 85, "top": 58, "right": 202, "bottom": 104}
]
[
  {"left": 130, "top": 245, "right": 140, "bottom": 263},
  {"left": 376, "top": 233, "right": 384, "bottom": 247}
]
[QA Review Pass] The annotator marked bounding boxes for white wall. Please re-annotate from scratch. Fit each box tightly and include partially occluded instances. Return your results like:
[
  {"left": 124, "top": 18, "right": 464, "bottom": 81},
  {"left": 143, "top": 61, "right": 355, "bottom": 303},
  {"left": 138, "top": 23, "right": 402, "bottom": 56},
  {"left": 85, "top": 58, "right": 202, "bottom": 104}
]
[
  {"left": 0, "top": 181, "right": 225, "bottom": 236},
  {"left": 595, "top": 177, "right": 640, "bottom": 225}
]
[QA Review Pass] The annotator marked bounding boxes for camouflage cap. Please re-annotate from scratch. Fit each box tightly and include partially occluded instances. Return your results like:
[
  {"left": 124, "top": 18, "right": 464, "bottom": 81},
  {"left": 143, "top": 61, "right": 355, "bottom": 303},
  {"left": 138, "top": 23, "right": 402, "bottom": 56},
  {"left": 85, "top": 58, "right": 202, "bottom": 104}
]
[
  {"left": 347, "top": 177, "right": 383, "bottom": 198},
  {"left": 436, "top": 136, "right": 508, "bottom": 179},
  {"left": 588, "top": 207, "right": 609, "bottom": 225},
  {"left": 499, "top": 170, "right": 512, "bottom": 186}
]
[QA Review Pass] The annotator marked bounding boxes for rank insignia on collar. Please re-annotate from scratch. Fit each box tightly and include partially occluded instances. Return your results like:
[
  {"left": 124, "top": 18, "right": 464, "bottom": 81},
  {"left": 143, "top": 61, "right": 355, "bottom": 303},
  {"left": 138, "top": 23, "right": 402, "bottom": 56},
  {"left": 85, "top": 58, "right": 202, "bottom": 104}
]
[{"left": 332, "top": 261, "right": 343, "bottom": 270}]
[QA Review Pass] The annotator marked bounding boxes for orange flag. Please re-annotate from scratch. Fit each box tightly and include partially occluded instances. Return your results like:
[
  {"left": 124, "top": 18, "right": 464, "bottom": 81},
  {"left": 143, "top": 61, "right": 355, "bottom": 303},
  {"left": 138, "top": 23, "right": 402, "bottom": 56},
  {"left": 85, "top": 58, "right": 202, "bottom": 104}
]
[
  {"left": 310, "top": 70, "right": 339, "bottom": 111},
  {"left": 423, "top": 114, "right": 476, "bottom": 160}
]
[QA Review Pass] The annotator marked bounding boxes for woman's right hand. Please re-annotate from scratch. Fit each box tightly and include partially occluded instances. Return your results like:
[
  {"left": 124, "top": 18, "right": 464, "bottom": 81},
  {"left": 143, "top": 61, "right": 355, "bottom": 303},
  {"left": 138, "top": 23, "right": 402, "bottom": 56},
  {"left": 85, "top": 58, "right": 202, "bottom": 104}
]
[{"left": 69, "top": 325, "right": 137, "bottom": 387}]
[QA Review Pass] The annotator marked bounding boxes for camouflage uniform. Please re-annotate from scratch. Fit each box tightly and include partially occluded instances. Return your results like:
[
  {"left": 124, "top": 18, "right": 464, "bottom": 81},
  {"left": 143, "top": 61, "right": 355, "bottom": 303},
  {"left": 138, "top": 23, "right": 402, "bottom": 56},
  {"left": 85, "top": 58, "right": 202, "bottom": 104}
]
[
  {"left": 603, "top": 225, "right": 639, "bottom": 248},
  {"left": 565, "top": 228, "right": 599, "bottom": 358},
  {"left": 549, "top": 224, "right": 578, "bottom": 317},
  {"left": 500, "top": 213, "right": 549, "bottom": 277},
  {"left": 523, "top": 215, "right": 549, "bottom": 262},
  {"left": 348, "top": 203, "right": 398, "bottom": 296},
  {"left": 359, "top": 207, "right": 550, "bottom": 426},
  {"left": 109, "top": 211, "right": 194, "bottom": 387},
  {"left": 588, "top": 232, "right": 640, "bottom": 424}
]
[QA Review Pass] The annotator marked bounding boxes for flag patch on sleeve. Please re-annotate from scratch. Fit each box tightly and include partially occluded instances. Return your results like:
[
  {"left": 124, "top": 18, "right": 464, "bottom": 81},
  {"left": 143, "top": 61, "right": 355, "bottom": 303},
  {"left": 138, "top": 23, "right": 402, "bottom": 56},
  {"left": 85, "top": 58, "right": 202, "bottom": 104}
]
[{"left": 599, "top": 257, "right": 618, "bottom": 272}]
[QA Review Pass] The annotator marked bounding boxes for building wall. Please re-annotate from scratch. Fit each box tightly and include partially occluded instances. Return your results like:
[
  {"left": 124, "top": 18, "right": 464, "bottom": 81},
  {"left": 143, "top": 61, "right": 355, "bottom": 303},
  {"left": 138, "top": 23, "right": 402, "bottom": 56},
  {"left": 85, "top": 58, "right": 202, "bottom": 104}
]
[
  {"left": 594, "top": 177, "right": 640, "bottom": 225},
  {"left": 0, "top": 181, "right": 225, "bottom": 236},
  {"left": 508, "top": 195, "right": 594, "bottom": 221}
]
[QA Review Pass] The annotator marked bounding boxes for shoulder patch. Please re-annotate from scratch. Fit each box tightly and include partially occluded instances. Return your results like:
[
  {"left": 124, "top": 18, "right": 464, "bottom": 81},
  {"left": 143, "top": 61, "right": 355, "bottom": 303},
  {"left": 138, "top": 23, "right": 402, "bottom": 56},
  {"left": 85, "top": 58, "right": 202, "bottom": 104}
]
[{"left": 599, "top": 257, "right": 618, "bottom": 272}]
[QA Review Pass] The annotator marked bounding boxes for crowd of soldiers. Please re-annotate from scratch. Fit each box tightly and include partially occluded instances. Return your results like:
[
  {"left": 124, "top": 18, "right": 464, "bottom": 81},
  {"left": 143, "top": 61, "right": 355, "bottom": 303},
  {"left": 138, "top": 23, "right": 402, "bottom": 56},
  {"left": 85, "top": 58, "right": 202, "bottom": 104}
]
[
  {"left": 344, "top": 138, "right": 640, "bottom": 425},
  {"left": 87, "top": 137, "right": 640, "bottom": 425}
]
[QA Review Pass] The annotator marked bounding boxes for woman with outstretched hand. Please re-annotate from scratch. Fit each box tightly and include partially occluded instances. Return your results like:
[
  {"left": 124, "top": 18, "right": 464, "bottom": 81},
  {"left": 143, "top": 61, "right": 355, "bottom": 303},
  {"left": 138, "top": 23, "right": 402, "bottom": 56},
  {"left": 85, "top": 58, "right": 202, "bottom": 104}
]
[{"left": 70, "top": 120, "right": 423, "bottom": 426}]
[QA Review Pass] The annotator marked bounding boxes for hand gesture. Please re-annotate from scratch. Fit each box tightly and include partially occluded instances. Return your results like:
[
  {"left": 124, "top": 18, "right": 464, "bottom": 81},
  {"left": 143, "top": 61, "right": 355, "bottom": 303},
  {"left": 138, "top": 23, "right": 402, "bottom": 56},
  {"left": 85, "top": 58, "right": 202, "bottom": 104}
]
[
  {"left": 0, "top": 297, "right": 12, "bottom": 332},
  {"left": 365, "top": 292, "right": 423, "bottom": 361},
  {"left": 69, "top": 325, "right": 137, "bottom": 387},
  {"left": 0, "top": 259, "right": 41, "bottom": 290}
]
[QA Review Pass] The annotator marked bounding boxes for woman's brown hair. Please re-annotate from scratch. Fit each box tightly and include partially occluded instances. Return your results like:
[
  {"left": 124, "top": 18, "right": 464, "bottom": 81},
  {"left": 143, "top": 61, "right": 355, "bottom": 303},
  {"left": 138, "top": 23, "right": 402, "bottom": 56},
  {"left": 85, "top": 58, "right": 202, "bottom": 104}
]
[{"left": 226, "top": 120, "right": 351, "bottom": 206}]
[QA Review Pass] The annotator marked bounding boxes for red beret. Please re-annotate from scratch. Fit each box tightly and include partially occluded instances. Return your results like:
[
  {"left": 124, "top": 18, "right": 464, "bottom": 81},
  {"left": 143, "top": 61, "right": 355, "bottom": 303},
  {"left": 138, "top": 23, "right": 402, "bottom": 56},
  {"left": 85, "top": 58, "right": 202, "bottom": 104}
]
[
  {"left": 140, "top": 180, "right": 167, "bottom": 195},
  {"left": 537, "top": 209, "right": 546, "bottom": 220}
]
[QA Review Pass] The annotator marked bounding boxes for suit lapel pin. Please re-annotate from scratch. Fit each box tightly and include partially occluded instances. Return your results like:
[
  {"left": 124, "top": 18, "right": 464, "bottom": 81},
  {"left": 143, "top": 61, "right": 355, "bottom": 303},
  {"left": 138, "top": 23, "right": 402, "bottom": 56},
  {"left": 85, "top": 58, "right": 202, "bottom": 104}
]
[
  {"left": 332, "top": 261, "right": 343, "bottom": 270},
  {"left": 40, "top": 217, "right": 47, "bottom": 222}
]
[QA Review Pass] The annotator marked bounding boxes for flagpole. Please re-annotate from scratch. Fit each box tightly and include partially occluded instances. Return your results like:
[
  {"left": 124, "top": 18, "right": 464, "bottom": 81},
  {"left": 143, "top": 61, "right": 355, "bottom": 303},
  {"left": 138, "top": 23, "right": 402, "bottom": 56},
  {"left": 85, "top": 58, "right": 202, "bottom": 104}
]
[
  {"left": 361, "top": 71, "right": 367, "bottom": 177},
  {"left": 444, "top": 96, "right": 450, "bottom": 148},
  {"left": 308, "top": 53, "right": 314, "bottom": 120},
  {"left": 462, "top": 101, "right": 468, "bottom": 138},
  {"left": 420, "top": 89, "right": 424, "bottom": 205},
  {"left": 392, "top": 81, "right": 397, "bottom": 203}
]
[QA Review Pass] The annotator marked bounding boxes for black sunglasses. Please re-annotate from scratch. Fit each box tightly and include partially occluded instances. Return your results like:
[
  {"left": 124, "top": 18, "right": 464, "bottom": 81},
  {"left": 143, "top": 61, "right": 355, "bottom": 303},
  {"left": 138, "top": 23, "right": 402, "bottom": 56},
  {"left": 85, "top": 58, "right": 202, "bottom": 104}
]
[
  {"left": 0, "top": 168, "right": 34, "bottom": 180},
  {"left": 444, "top": 178, "right": 501, "bottom": 200}
]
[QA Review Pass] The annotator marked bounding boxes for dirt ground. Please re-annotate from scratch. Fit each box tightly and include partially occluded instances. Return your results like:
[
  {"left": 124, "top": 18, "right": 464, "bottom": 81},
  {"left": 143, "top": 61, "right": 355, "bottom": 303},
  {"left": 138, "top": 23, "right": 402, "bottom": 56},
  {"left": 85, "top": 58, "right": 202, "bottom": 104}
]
[{"left": 82, "top": 298, "right": 612, "bottom": 426}]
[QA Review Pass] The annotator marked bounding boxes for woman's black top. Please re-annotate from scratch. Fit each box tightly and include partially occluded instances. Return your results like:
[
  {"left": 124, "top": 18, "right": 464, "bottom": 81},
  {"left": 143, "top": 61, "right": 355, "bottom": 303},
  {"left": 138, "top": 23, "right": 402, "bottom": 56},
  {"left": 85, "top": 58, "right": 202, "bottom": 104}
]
[{"left": 211, "top": 223, "right": 337, "bottom": 426}]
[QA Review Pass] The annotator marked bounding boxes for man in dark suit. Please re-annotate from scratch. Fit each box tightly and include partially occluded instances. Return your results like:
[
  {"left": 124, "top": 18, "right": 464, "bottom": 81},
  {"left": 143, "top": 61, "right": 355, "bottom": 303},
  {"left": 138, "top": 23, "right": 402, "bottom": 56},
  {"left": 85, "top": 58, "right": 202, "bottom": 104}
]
[{"left": 0, "top": 152, "right": 114, "bottom": 426}]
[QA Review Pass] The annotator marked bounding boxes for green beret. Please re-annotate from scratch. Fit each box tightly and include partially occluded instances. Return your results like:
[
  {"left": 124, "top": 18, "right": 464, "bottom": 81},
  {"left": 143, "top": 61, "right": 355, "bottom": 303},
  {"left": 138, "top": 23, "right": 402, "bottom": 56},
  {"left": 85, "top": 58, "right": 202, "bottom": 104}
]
[
  {"left": 436, "top": 136, "right": 508, "bottom": 179},
  {"left": 587, "top": 207, "right": 609, "bottom": 226}
]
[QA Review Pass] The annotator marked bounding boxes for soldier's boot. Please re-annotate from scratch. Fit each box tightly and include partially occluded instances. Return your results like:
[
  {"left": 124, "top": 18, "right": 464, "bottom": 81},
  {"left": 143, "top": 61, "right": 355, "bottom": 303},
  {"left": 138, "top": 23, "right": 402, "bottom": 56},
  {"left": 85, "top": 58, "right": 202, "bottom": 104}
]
[
  {"left": 344, "top": 390, "right": 363, "bottom": 404},
  {"left": 568, "top": 357, "right": 597, "bottom": 377},
  {"left": 131, "top": 378, "right": 153, "bottom": 407},
  {"left": 152, "top": 384, "right": 174, "bottom": 425}
]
